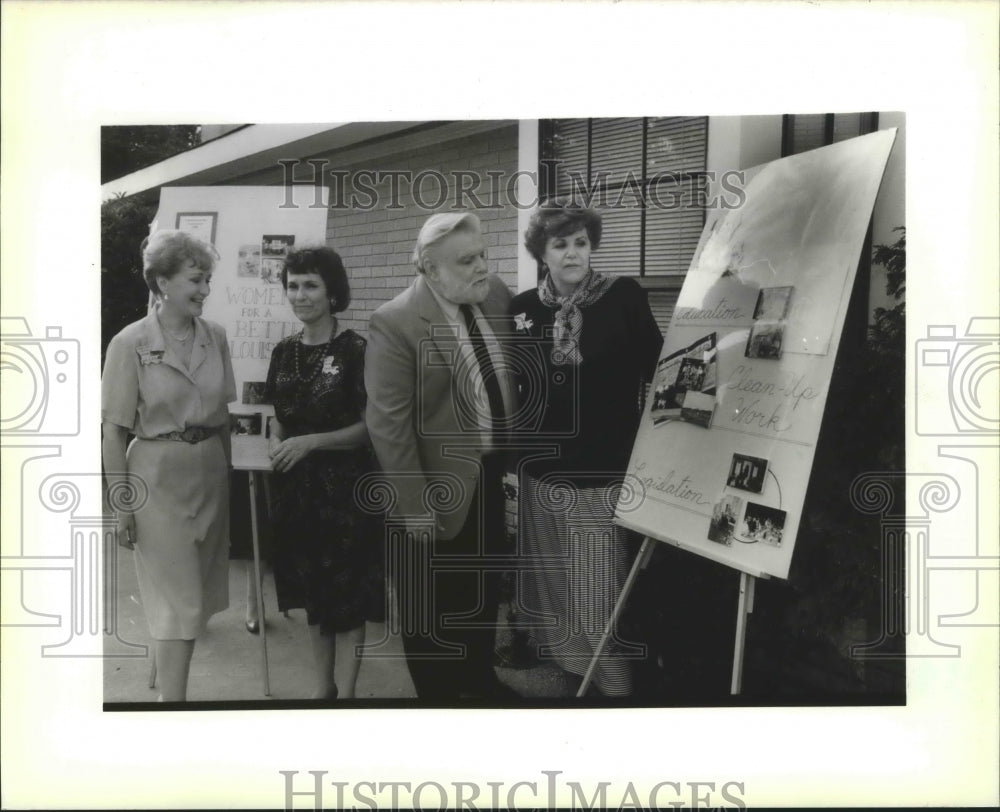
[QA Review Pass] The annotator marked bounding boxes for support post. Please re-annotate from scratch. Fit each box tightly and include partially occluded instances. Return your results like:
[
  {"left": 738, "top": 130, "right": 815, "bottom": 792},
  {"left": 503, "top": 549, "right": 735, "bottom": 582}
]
[
  {"left": 577, "top": 536, "right": 657, "bottom": 697},
  {"left": 730, "top": 571, "right": 756, "bottom": 695},
  {"left": 248, "top": 470, "right": 271, "bottom": 696}
]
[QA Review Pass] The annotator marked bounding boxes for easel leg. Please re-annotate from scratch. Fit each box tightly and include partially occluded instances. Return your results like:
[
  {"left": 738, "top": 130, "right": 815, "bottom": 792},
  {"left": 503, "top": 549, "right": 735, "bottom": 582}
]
[
  {"left": 260, "top": 475, "right": 289, "bottom": 619},
  {"left": 248, "top": 471, "right": 271, "bottom": 697},
  {"left": 577, "top": 536, "right": 656, "bottom": 698},
  {"left": 730, "top": 572, "right": 756, "bottom": 695}
]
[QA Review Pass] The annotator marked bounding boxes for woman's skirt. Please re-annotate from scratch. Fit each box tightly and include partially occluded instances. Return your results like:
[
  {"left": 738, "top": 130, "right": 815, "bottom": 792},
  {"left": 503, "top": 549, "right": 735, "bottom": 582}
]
[
  {"left": 127, "top": 435, "right": 230, "bottom": 639},
  {"left": 518, "top": 472, "right": 636, "bottom": 696}
]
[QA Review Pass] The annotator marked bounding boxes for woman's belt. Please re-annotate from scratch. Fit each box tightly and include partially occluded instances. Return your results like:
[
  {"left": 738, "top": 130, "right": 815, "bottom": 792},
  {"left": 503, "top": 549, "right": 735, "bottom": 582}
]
[{"left": 153, "top": 426, "right": 218, "bottom": 444}]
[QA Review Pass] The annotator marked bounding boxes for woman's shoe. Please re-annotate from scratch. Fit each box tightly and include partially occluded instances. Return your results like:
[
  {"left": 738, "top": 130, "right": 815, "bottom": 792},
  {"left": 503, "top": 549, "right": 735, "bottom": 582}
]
[{"left": 246, "top": 619, "right": 260, "bottom": 635}]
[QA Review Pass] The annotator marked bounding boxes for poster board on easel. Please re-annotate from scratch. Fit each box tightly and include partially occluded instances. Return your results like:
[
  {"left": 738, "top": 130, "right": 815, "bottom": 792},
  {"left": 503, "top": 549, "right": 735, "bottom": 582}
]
[
  {"left": 151, "top": 185, "right": 330, "bottom": 470},
  {"left": 615, "top": 129, "right": 897, "bottom": 581},
  {"left": 575, "top": 130, "right": 899, "bottom": 697}
]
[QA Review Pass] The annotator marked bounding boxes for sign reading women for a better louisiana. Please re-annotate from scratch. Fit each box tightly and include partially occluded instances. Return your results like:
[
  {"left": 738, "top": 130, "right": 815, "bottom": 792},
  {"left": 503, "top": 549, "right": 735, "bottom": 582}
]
[
  {"left": 617, "top": 130, "right": 897, "bottom": 579},
  {"left": 153, "top": 186, "right": 330, "bottom": 469}
]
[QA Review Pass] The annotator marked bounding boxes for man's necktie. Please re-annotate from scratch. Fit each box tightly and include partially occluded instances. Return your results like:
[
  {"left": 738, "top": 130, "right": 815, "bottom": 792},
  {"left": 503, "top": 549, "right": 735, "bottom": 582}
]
[{"left": 460, "top": 304, "right": 505, "bottom": 442}]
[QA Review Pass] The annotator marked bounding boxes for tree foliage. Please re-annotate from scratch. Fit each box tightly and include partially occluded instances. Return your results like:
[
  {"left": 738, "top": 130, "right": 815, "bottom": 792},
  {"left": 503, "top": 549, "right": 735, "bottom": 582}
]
[
  {"left": 101, "top": 126, "right": 204, "bottom": 356},
  {"left": 748, "top": 229, "right": 907, "bottom": 694},
  {"left": 101, "top": 125, "right": 201, "bottom": 184},
  {"left": 101, "top": 191, "right": 158, "bottom": 361}
]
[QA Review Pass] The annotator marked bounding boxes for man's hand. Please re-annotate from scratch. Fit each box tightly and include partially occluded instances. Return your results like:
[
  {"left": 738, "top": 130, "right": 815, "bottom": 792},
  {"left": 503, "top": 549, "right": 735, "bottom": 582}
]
[{"left": 116, "top": 512, "right": 136, "bottom": 550}]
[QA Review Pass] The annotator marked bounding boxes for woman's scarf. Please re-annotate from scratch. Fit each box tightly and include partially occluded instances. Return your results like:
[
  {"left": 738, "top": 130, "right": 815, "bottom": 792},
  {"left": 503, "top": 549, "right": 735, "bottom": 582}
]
[{"left": 538, "top": 268, "right": 615, "bottom": 365}]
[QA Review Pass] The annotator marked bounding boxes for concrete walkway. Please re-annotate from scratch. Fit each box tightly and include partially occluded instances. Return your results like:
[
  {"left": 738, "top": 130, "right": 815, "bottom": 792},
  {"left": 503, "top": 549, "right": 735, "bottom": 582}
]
[{"left": 103, "top": 549, "right": 578, "bottom": 705}]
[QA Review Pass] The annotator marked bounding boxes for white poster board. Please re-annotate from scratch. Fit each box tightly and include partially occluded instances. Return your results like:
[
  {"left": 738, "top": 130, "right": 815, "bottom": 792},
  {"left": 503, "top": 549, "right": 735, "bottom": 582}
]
[
  {"left": 152, "top": 186, "right": 330, "bottom": 469},
  {"left": 616, "top": 130, "right": 897, "bottom": 580}
]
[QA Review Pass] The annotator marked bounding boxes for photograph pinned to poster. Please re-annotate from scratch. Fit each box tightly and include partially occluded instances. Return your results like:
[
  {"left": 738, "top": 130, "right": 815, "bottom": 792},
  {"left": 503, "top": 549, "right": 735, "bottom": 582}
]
[
  {"left": 753, "top": 285, "right": 794, "bottom": 321},
  {"left": 261, "top": 234, "right": 294, "bottom": 284},
  {"left": 726, "top": 452, "right": 769, "bottom": 494},
  {"left": 260, "top": 257, "right": 284, "bottom": 284},
  {"left": 650, "top": 332, "right": 717, "bottom": 426},
  {"left": 242, "top": 381, "right": 269, "bottom": 405},
  {"left": 237, "top": 244, "right": 261, "bottom": 278},
  {"left": 230, "top": 412, "right": 262, "bottom": 436},
  {"left": 262, "top": 234, "right": 295, "bottom": 256},
  {"left": 745, "top": 320, "right": 784, "bottom": 360},
  {"left": 680, "top": 390, "right": 716, "bottom": 428},
  {"left": 175, "top": 211, "right": 217, "bottom": 244},
  {"left": 707, "top": 493, "right": 744, "bottom": 545},
  {"left": 264, "top": 414, "right": 279, "bottom": 440},
  {"left": 735, "top": 502, "right": 787, "bottom": 547}
]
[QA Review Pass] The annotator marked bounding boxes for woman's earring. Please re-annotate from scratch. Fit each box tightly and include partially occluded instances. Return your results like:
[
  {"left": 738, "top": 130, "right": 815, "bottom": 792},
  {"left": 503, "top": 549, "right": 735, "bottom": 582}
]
[
  {"left": 329, "top": 298, "right": 337, "bottom": 310},
  {"left": 163, "top": 293, "right": 169, "bottom": 301}
]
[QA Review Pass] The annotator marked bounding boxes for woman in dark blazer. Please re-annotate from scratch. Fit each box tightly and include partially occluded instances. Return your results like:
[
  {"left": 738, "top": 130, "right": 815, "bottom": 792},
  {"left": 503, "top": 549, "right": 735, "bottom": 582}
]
[{"left": 509, "top": 199, "right": 662, "bottom": 696}]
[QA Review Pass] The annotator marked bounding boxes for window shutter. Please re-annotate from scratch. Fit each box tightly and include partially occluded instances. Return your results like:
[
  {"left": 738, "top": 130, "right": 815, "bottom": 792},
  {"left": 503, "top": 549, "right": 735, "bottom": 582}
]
[
  {"left": 832, "top": 113, "right": 863, "bottom": 143},
  {"left": 645, "top": 194, "right": 705, "bottom": 276},
  {"left": 541, "top": 116, "right": 708, "bottom": 281},
  {"left": 790, "top": 114, "right": 827, "bottom": 154},
  {"left": 595, "top": 206, "right": 642, "bottom": 276},
  {"left": 550, "top": 119, "right": 588, "bottom": 198},
  {"left": 645, "top": 283, "right": 684, "bottom": 334},
  {"left": 591, "top": 118, "right": 644, "bottom": 187},
  {"left": 787, "top": 112, "right": 877, "bottom": 156},
  {"left": 647, "top": 117, "right": 708, "bottom": 174}
]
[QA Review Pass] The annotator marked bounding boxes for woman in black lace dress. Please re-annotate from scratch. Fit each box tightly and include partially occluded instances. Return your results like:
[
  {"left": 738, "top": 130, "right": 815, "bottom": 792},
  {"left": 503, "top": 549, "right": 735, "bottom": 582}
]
[{"left": 265, "top": 247, "right": 384, "bottom": 699}]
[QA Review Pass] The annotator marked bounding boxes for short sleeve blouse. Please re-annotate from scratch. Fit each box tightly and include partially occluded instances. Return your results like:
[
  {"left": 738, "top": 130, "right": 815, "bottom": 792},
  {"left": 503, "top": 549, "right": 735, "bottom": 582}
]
[{"left": 101, "top": 308, "right": 237, "bottom": 438}]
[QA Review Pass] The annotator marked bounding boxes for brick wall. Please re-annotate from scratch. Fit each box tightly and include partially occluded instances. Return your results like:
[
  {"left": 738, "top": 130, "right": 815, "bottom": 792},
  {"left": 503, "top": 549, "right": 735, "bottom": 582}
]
[{"left": 322, "top": 125, "right": 520, "bottom": 336}]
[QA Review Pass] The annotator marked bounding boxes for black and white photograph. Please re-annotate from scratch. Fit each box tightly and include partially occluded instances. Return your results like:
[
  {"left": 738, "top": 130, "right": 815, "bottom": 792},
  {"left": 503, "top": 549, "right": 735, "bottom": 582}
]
[
  {"left": 679, "top": 390, "right": 716, "bottom": 428},
  {"left": 242, "top": 381, "right": 269, "bottom": 405},
  {"left": 727, "top": 452, "right": 769, "bottom": 493},
  {"left": 6, "top": 3, "right": 999, "bottom": 809},
  {"left": 707, "top": 494, "right": 744, "bottom": 545},
  {"left": 650, "top": 333, "right": 717, "bottom": 426},
  {"left": 237, "top": 243, "right": 261, "bottom": 278},
  {"left": 230, "top": 412, "right": 263, "bottom": 436},
  {"left": 677, "top": 356, "right": 706, "bottom": 390},
  {"left": 259, "top": 256, "right": 283, "bottom": 284},
  {"left": 745, "top": 320, "right": 784, "bottom": 359},
  {"left": 261, "top": 233, "right": 294, "bottom": 257},
  {"left": 736, "top": 502, "right": 787, "bottom": 547},
  {"left": 753, "top": 285, "right": 794, "bottom": 321},
  {"left": 650, "top": 353, "right": 684, "bottom": 416}
]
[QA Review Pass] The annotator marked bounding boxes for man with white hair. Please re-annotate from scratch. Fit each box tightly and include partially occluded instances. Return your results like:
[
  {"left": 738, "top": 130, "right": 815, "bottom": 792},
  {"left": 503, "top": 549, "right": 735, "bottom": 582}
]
[{"left": 364, "top": 212, "right": 516, "bottom": 700}]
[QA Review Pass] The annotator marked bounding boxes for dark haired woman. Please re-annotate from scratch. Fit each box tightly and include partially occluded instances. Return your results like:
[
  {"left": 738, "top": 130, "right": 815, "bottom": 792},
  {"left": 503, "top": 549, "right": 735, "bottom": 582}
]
[
  {"left": 101, "top": 229, "right": 236, "bottom": 701},
  {"left": 265, "top": 246, "right": 383, "bottom": 699},
  {"left": 510, "top": 200, "right": 662, "bottom": 697}
]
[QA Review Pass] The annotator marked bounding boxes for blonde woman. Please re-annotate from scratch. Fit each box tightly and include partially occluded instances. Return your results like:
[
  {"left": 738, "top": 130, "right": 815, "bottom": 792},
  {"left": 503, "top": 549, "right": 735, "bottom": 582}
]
[{"left": 102, "top": 230, "right": 236, "bottom": 701}]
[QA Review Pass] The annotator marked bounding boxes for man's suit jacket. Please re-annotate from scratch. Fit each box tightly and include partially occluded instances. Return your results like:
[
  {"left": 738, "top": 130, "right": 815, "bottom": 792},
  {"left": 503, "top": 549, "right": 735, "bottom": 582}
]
[{"left": 364, "top": 272, "right": 513, "bottom": 540}]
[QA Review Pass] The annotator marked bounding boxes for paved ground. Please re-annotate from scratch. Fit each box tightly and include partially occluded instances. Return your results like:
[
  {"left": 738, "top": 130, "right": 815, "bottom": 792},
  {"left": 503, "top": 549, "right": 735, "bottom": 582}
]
[{"left": 103, "top": 549, "right": 579, "bottom": 705}]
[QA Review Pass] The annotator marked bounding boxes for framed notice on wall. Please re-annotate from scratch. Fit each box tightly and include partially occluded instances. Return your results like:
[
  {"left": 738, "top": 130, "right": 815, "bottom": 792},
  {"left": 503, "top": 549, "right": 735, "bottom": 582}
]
[
  {"left": 175, "top": 211, "right": 218, "bottom": 244},
  {"left": 616, "top": 129, "right": 897, "bottom": 580}
]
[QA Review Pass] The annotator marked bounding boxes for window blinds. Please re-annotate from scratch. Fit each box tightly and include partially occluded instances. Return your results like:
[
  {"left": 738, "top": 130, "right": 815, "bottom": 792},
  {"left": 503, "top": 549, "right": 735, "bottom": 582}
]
[{"left": 545, "top": 117, "right": 708, "bottom": 279}]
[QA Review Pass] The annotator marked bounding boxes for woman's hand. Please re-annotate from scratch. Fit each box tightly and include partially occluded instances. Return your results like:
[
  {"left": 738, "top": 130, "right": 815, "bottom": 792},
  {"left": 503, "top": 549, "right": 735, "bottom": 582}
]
[
  {"left": 117, "top": 512, "right": 137, "bottom": 550},
  {"left": 269, "top": 435, "right": 316, "bottom": 472}
]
